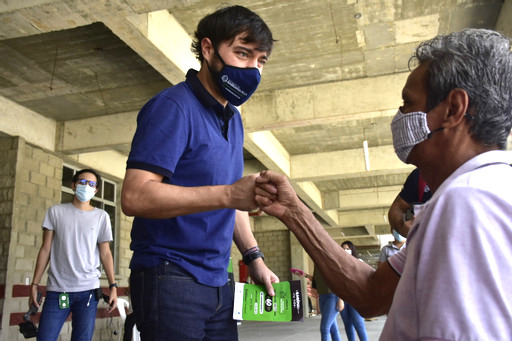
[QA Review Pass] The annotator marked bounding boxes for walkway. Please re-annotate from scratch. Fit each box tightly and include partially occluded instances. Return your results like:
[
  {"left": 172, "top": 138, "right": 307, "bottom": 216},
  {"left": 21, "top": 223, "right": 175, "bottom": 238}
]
[{"left": 238, "top": 314, "right": 386, "bottom": 340}]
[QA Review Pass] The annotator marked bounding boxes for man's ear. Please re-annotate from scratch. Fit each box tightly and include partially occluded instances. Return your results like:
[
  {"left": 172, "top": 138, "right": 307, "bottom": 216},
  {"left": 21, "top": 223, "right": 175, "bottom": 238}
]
[
  {"left": 444, "top": 88, "right": 470, "bottom": 127},
  {"left": 201, "top": 38, "right": 214, "bottom": 62}
]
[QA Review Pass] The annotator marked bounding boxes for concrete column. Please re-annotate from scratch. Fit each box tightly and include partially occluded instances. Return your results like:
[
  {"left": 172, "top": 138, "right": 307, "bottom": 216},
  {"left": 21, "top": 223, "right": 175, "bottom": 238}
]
[{"left": 289, "top": 233, "right": 311, "bottom": 317}]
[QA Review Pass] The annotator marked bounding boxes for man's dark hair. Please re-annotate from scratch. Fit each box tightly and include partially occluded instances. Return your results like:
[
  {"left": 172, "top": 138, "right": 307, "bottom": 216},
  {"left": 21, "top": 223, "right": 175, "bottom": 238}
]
[
  {"left": 409, "top": 29, "right": 512, "bottom": 150},
  {"left": 72, "top": 168, "right": 101, "bottom": 190},
  {"left": 191, "top": 5, "right": 275, "bottom": 63}
]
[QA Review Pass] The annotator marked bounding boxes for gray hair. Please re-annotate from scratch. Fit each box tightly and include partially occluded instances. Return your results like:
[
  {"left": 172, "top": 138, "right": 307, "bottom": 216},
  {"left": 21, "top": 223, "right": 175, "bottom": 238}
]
[{"left": 410, "top": 29, "right": 512, "bottom": 149}]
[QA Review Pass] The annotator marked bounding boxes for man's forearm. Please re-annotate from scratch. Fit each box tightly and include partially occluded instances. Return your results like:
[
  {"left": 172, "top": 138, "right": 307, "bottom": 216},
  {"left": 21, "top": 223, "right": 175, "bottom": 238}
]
[
  {"left": 281, "top": 202, "right": 395, "bottom": 316},
  {"left": 233, "top": 210, "right": 258, "bottom": 253}
]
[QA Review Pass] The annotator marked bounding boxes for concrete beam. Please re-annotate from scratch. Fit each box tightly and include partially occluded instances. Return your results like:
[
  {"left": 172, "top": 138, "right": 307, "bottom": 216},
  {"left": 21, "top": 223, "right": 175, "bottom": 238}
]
[
  {"left": 68, "top": 150, "right": 128, "bottom": 180},
  {"left": 338, "top": 208, "right": 389, "bottom": 228},
  {"left": 294, "top": 181, "right": 339, "bottom": 227},
  {"left": 57, "top": 111, "right": 137, "bottom": 154},
  {"left": 0, "top": 96, "right": 56, "bottom": 151},
  {"left": 103, "top": 10, "right": 199, "bottom": 85},
  {"left": 496, "top": 0, "right": 512, "bottom": 37},
  {"left": 291, "top": 145, "right": 410, "bottom": 181},
  {"left": 245, "top": 131, "right": 290, "bottom": 176},
  {"left": 0, "top": 0, "right": 198, "bottom": 85},
  {"left": 335, "top": 185, "right": 402, "bottom": 211},
  {"left": 242, "top": 72, "right": 408, "bottom": 131}
]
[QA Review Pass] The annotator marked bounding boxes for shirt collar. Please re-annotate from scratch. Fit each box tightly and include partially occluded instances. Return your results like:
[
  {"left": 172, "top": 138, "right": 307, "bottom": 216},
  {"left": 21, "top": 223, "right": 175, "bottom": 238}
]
[
  {"left": 185, "top": 69, "right": 236, "bottom": 123},
  {"left": 435, "top": 150, "right": 512, "bottom": 198}
]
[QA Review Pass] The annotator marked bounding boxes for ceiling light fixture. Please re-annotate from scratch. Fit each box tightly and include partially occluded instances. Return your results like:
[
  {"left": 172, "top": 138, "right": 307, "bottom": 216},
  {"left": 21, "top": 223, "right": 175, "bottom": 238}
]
[{"left": 363, "top": 140, "right": 370, "bottom": 171}]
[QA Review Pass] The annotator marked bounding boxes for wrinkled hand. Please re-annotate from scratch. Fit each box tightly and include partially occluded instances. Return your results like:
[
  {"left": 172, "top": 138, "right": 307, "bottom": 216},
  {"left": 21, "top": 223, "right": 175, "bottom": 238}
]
[
  {"left": 229, "top": 174, "right": 260, "bottom": 211},
  {"left": 254, "top": 170, "right": 299, "bottom": 219},
  {"left": 248, "top": 258, "right": 280, "bottom": 296}
]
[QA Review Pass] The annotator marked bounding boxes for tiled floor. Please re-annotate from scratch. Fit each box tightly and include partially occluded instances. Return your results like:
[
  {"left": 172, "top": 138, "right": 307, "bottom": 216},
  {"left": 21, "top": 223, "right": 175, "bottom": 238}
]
[{"left": 238, "top": 314, "right": 386, "bottom": 340}]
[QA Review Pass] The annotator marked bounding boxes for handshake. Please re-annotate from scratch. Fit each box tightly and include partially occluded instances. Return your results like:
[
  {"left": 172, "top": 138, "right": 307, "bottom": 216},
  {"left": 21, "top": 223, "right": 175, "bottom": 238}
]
[{"left": 232, "top": 170, "right": 301, "bottom": 220}]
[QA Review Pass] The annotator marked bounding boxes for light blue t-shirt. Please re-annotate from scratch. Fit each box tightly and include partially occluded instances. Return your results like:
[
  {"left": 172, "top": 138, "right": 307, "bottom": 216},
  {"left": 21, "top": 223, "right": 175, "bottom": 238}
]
[{"left": 43, "top": 203, "right": 112, "bottom": 292}]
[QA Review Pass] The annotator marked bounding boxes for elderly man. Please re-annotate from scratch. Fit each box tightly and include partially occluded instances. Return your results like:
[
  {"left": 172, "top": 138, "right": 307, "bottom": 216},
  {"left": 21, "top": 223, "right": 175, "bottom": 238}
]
[{"left": 255, "top": 28, "right": 512, "bottom": 340}]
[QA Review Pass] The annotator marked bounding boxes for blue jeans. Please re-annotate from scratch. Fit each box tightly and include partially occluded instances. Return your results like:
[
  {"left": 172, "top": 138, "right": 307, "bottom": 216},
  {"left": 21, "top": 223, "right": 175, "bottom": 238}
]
[
  {"left": 37, "top": 290, "right": 99, "bottom": 341},
  {"left": 319, "top": 293, "right": 341, "bottom": 341},
  {"left": 130, "top": 261, "right": 237, "bottom": 341},
  {"left": 340, "top": 302, "right": 368, "bottom": 341}
]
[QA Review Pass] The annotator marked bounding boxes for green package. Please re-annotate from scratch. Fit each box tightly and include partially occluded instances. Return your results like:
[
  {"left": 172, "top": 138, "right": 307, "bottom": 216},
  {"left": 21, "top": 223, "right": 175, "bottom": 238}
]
[{"left": 233, "top": 280, "right": 303, "bottom": 322}]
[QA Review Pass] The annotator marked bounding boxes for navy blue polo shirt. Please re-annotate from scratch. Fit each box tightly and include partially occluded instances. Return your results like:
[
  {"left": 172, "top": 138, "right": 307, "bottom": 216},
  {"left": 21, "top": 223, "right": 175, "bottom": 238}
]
[
  {"left": 399, "top": 168, "right": 432, "bottom": 204},
  {"left": 126, "top": 69, "right": 244, "bottom": 287}
]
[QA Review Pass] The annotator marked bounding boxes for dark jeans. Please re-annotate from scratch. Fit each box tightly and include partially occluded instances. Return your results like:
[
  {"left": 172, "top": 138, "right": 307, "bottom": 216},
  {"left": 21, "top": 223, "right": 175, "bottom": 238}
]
[
  {"left": 130, "top": 261, "right": 237, "bottom": 341},
  {"left": 37, "top": 290, "right": 99, "bottom": 341}
]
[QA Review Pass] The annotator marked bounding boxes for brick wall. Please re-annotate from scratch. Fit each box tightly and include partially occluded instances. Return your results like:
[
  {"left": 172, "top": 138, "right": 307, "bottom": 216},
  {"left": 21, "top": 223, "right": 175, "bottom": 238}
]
[
  {"left": 254, "top": 230, "right": 292, "bottom": 282},
  {"left": 230, "top": 229, "right": 293, "bottom": 284},
  {"left": 0, "top": 136, "right": 18, "bottom": 336}
]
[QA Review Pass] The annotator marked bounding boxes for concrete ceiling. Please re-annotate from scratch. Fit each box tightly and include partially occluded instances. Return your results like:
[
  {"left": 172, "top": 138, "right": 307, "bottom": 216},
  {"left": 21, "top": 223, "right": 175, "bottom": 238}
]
[{"left": 1, "top": 0, "right": 511, "bottom": 248}]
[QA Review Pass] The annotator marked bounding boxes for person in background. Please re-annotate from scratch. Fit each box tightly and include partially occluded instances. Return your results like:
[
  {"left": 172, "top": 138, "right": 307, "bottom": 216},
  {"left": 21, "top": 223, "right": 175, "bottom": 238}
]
[
  {"left": 313, "top": 267, "right": 343, "bottom": 341},
  {"left": 254, "top": 29, "right": 512, "bottom": 339},
  {"left": 377, "top": 227, "right": 406, "bottom": 267},
  {"left": 388, "top": 168, "right": 431, "bottom": 237},
  {"left": 121, "top": 5, "right": 279, "bottom": 340},
  {"left": 339, "top": 241, "right": 368, "bottom": 341},
  {"left": 30, "top": 169, "right": 117, "bottom": 341}
]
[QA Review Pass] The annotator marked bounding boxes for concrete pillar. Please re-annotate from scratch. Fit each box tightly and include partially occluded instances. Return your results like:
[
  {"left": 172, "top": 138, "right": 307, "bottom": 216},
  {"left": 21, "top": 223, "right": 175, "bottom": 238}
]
[{"left": 289, "top": 233, "right": 312, "bottom": 317}]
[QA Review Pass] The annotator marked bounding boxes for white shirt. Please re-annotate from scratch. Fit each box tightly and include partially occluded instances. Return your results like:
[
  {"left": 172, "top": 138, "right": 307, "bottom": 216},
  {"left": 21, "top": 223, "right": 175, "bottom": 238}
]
[{"left": 383, "top": 151, "right": 512, "bottom": 340}]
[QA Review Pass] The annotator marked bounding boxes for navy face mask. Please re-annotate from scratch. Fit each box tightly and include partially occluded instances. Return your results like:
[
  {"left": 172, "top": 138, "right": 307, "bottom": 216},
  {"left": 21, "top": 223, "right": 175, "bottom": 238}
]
[{"left": 210, "top": 50, "right": 261, "bottom": 106}]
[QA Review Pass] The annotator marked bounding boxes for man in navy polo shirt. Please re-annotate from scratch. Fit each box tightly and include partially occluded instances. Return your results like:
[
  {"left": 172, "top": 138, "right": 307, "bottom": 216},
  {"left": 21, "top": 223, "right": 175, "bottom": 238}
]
[{"left": 121, "top": 5, "right": 278, "bottom": 340}]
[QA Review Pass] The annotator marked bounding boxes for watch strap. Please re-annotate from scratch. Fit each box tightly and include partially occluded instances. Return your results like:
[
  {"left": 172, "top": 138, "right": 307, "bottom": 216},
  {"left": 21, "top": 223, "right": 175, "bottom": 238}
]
[{"left": 243, "top": 250, "right": 264, "bottom": 265}]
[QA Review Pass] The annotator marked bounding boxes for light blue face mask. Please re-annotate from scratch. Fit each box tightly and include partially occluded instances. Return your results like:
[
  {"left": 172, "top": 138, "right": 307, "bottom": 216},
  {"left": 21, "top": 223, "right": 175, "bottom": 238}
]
[
  {"left": 75, "top": 184, "right": 96, "bottom": 202},
  {"left": 392, "top": 229, "right": 406, "bottom": 242}
]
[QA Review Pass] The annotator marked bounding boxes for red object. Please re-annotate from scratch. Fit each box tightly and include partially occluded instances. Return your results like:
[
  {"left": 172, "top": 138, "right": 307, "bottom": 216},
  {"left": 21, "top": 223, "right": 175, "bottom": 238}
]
[
  {"left": 290, "top": 268, "right": 304, "bottom": 277},
  {"left": 239, "top": 260, "right": 248, "bottom": 283}
]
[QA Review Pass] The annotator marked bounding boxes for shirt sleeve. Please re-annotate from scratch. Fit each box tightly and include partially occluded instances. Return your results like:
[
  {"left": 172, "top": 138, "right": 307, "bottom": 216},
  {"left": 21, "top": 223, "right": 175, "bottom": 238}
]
[
  {"left": 387, "top": 246, "right": 406, "bottom": 276},
  {"left": 378, "top": 246, "right": 388, "bottom": 263},
  {"left": 42, "top": 206, "right": 55, "bottom": 231},
  {"left": 127, "top": 92, "right": 189, "bottom": 178},
  {"left": 97, "top": 210, "right": 113, "bottom": 243}
]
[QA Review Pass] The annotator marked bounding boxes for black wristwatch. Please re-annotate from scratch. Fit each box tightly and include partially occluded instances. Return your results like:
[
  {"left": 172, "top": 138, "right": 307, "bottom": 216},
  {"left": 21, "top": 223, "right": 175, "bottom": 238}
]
[
  {"left": 243, "top": 251, "right": 265, "bottom": 265},
  {"left": 109, "top": 282, "right": 118, "bottom": 289}
]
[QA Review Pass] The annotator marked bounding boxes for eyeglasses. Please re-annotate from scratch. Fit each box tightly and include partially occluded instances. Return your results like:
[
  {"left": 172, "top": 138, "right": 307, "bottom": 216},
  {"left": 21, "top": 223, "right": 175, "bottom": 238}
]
[{"left": 76, "top": 179, "right": 97, "bottom": 188}]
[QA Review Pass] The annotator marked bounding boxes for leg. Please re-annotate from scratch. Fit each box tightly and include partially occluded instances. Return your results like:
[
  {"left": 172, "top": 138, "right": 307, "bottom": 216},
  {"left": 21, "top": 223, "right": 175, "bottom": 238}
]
[
  {"left": 340, "top": 303, "right": 356, "bottom": 341},
  {"left": 329, "top": 315, "right": 342, "bottom": 341},
  {"left": 130, "top": 261, "right": 237, "bottom": 341},
  {"left": 349, "top": 304, "right": 368, "bottom": 341},
  {"left": 37, "top": 291, "right": 71, "bottom": 341},
  {"left": 69, "top": 290, "right": 99, "bottom": 341},
  {"left": 203, "top": 283, "right": 238, "bottom": 341},
  {"left": 319, "top": 293, "right": 341, "bottom": 341}
]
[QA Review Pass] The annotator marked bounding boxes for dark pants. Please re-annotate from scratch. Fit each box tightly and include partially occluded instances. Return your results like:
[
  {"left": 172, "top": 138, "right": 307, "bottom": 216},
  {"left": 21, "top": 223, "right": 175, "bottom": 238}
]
[{"left": 130, "top": 261, "right": 238, "bottom": 341}]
